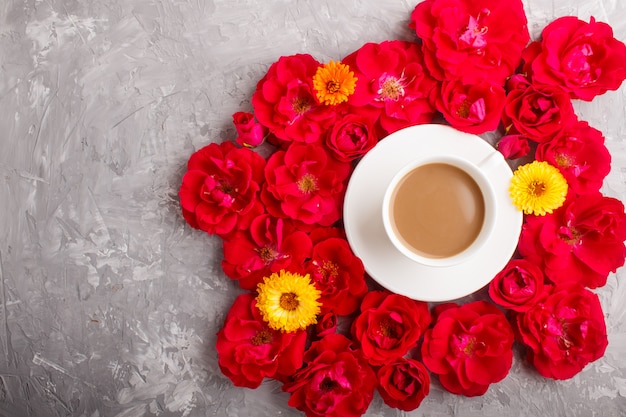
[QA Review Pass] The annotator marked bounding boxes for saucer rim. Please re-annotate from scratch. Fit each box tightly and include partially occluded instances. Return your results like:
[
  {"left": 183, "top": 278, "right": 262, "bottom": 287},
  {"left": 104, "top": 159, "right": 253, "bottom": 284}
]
[{"left": 343, "top": 124, "right": 523, "bottom": 302}]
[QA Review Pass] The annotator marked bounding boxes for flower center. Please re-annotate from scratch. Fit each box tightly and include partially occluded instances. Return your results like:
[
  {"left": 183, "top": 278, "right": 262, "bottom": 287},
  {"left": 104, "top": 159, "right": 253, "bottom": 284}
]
[
  {"left": 318, "top": 260, "right": 339, "bottom": 282},
  {"left": 279, "top": 292, "right": 299, "bottom": 311},
  {"left": 297, "top": 173, "right": 318, "bottom": 194},
  {"left": 459, "top": 12, "right": 489, "bottom": 49},
  {"left": 251, "top": 329, "right": 273, "bottom": 346},
  {"left": 528, "top": 180, "right": 546, "bottom": 197},
  {"left": 326, "top": 80, "right": 341, "bottom": 94},
  {"left": 378, "top": 318, "right": 400, "bottom": 339},
  {"left": 292, "top": 96, "right": 313, "bottom": 115},
  {"left": 554, "top": 153, "right": 574, "bottom": 168},
  {"left": 377, "top": 75, "right": 405, "bottom": 101},
  {"left": 258, "top": 246, "right": 278, "bottom": 264},
  {"left": 320, "top": 377, "right": 339, "bottom": 392},
  {"left": 456, "top": 99, "right": 471, "bottom": 118}
]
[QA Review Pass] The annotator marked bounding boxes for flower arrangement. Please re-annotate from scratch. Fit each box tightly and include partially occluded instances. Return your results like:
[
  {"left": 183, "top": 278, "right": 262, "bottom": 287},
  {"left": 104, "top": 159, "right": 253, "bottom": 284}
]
[{"left": 178, "top": 0, "right": 626, "bottom": 415}]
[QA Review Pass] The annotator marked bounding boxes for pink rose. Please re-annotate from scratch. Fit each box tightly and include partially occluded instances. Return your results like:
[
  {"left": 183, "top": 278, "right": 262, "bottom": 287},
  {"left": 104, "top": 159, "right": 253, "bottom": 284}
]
[
  {"left": 179, "top": 141, "right": 265, "bottom": 237},
  {"left": 232, "top": 111, "right": 266, "bottom": 148},
  {"left": 221, "top": 214, "right": 312, "bottom": 290},
  {"left": 216, "top": 294, "right": 307, "bottom": 388},
  {"left": 251, "top": 54, "right": 336, "bottom": 145},
  {"left": 411, "top": 0, "right": 529, "bottom": 85},
  {"left": 497, "top": 134, "right": 531, "bottom": 159},
  {"left": 377, "top": 358, "right": 430, "bottom": 411},
  {"left": 489, "top": 259, "right": 548, "bottom": 312},
  {"left": 261, "top": 142, "right": 351, "bottom": 226},
  {"left": 523, "top": 16, "right": 626, "bottom": 101},
  {"left": 515, "top": 284, "right": 608, "bottom": 379},
  {"left": 325, "top": 113, "right": 378, "bottom": 162},
  {"left": 305, "top": 237, "right": 368, "bottom": 316},
  {"left": 502, "top": 75, "right": 577, "bottom": 143},
  {"left": 421, "top": 301, "right": 514, "bottom": 396},
  {"left": 518, "top": 192, "right": 626, "bottom": 288},
  {"left": 536, "top": 120, "right": 611, "bottom": 195},
  {"left": 283, "top": 334, "right": 376, "bottom": 417},
  {"left": 342, "top": 40, "right": 438, "bottom": 135},
  {"left": 436, "top": 79, "right": 505, "bottom": 134},
  {"left": 351, "top": 291, "right": 431, "bottom": 366}
]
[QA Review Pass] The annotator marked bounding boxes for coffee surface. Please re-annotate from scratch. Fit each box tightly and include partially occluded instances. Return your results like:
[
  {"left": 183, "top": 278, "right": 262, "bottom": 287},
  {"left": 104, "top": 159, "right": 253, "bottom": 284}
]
[{"left": 390, "top": 163, "right": 485, "bottom": 258}]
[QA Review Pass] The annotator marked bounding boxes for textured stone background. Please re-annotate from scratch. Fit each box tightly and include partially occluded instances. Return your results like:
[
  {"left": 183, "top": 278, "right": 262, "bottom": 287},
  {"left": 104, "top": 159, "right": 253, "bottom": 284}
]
[{"left": 1, "top": 0, "right": 625, "bottom": 416}]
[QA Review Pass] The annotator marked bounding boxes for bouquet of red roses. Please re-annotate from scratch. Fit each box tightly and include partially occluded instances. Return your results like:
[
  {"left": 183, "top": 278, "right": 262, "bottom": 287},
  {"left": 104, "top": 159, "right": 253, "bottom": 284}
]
[{"left": 178, "top": 0, "right": 626, "bottom": 415}]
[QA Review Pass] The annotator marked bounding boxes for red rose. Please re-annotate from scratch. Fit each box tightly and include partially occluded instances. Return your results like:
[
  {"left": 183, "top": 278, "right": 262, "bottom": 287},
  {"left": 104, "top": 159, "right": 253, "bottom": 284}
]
[
  {"left": 216, "top": 293, "right": 307, "bottom": 388},
  {"left": 421, "top": 301, "right": 514, "bottom": 396},
  {"left": 305, "top": 237, "right": 368, "bottom": 316},
  {"left": 377, "top": 358, "right": 430, "bottom": 411},
  {"left": 342, "top": 40, "right": 438, "bottom": 135},
  {"left": 518, "top": 192, "right": 626, "bottom": 288},
  {"left": 497, "top": 134, "right": 531, "bottom": 159},
  {"left": 489, "top": 259, "right": 548, "bottom": 312},
  {"left": 522, "top": 16, "right": 626, "bottom": 101},
  {"left": 436, "top": 79, "right": 505, "bottom": 134},
  {"left": 283, "top": 333, "right": 376, "bottom": 417},
  {"left": 411, "top": 0, "right": 529, "bottom": 85},
  {"left": 314, "top": 311, "right": 338, "bottom": 338},
  {"left": 352, "top": 291, "right": 431, "bottom": 366},
  {"left": 251, "top": 54, "right": 336, "bottom": 145},
  {"left": 325, "top": 113, "right": 378, "bottom": 162},
  {"left": 232, "top": 111, "right": 266, "bottom": 148},
  {"left": 221, "top": 214, "right": 312, "bottom": 290},
  {"left": 179, "top": 141, "right": 265, "bottom": 237},
  {"left": 502, "top": 75, "right": 577, "bottom": 143},
  {"left": 261, "top": 142, "right": 351, "bottom": 226},
  {"left": 514, "top": 284, "right": 608, "bottom": 379},
  {"left": 536, "top": 120, "right": 611, "bottom": 195}
]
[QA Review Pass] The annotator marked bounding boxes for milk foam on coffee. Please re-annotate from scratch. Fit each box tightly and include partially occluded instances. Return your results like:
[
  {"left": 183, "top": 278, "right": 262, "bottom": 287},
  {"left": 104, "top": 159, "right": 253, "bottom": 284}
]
[{"left": 390, "top": 163, "right": 485, "bottom": 258}]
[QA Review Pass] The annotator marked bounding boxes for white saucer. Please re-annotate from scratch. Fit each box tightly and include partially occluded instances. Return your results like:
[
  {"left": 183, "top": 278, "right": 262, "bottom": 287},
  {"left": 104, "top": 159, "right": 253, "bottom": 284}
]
[{"left": 343, "top": 124, "right": 523, "bottom": 302}]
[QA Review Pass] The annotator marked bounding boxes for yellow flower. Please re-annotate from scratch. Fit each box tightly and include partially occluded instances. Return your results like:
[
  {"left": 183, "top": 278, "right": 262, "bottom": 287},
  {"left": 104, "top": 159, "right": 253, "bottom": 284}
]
[
  {"left": 256, "top": 270, "right": 321, "bottom": 332},
  {"left": 312, "top": 61, "right": 358, "bottom": 106},
  {"left": 509, "top": 161, "right": 568, "bottom": 216}
]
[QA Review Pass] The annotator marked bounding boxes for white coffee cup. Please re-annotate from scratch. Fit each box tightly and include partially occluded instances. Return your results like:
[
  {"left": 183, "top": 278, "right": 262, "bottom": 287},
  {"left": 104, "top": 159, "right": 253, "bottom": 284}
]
[{"left": 382, "top": 155, "right": 497, "bottom": 267}]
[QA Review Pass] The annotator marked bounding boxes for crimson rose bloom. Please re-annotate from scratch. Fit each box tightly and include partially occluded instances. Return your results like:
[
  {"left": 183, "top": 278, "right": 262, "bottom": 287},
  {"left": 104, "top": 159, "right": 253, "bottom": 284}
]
[
  {"left": 377, "top": 358, "right": 430, "bottom": 411},
  {"left": 283, "top": 334, "right": 376, "bottom": 417},
  {"left": 261, "top": 142, "right": 351, "bottom": 226},
  {"left": 179, "top": 141, "right": 265, "bottom": 237},
  {"left": 252, "top": 54, "right": 336, "bottom": 144},
  {"left": 216, "top": 293, "right": 307, "bottom": 388},
  {"left": 421, "top": 301, "right": 514, "bottom": 396},
  {"left": 306, "top": 237, "right": 367, "bottom": 316},
  {"left": 502, "top": 75, "right": 576, "bottom": 143},
  {"left": 222, "top": 214, "right": 312, "bottom": 290},
  {"left": 314, "top": 311, "right": 338, "bottom": 338},
  {"left": 232, "top": 111, "right": 266, "bottom": 148},
  {"left": 519, "top": 192, "right": 626, "bottom": 288},
  {"left": 325, "top": 113, "right": 378, "bottom": 162},
  {"left": 536, "top": 121, "right": 611, "bottom": 195},
  {"left": 522, "top": 16, "right": 626, "bottom": 101},
  {"left": 352, "top": 291, "right": 431, "bottom": 366},
  {"left": 489, "top": 259, "right": 548, "bottom": 312},
  {"left": 411, "top": 0, "right": 529, "bottom": 85},
  {"left": 515, "top": 284, "right": 608, "bottom": 379},
  {"left": 343, "top": 40, "right": 438, "bottom": 135},
  {"left": 436, "top": 79, "right": 505, "bottom": 134}
]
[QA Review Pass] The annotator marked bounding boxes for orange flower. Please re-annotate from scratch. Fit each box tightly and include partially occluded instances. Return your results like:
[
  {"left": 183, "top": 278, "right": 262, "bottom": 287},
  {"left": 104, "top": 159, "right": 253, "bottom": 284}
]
[{"left": 312, "top": 61, "right": 357, "bottom": 105}]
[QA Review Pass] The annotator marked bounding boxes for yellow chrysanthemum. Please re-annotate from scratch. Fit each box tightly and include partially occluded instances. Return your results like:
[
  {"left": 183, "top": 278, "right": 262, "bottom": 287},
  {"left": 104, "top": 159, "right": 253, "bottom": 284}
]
[
  {"left": 312, "top": 61, "right": 358, "bottom": 106},
  {"left": 256, "top": 270, "right": 321, "bottom": 332},
  {"left": 509, "top": 161, "right": 568, "bottom": 216}
]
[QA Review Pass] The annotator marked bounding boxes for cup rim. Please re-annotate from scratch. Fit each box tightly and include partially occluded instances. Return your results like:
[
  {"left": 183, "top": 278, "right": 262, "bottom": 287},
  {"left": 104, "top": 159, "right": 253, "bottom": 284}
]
[{"left": 381, "top": 155, "right": 497, "bottom": 268}]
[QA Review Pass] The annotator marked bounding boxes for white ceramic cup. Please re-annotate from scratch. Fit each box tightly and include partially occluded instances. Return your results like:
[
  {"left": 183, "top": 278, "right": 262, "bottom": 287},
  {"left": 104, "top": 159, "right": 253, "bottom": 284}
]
[{"left": 382, "top": 155, "right": 497, "bottom": 268}]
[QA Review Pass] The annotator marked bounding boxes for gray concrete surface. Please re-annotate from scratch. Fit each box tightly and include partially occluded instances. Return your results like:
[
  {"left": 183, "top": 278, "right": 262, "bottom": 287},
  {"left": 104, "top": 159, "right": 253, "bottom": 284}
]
[{"left": 1, "top": 0, "right": 625, "bottom": 416}]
